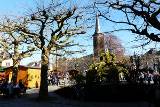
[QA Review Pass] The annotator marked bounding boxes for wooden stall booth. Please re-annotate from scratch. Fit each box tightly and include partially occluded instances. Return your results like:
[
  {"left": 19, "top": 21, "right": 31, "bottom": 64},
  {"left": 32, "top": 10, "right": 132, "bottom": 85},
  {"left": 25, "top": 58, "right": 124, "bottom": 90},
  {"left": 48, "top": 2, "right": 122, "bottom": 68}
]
[{"left": 4, "top": 65, "right": 41, "bottom": 89}]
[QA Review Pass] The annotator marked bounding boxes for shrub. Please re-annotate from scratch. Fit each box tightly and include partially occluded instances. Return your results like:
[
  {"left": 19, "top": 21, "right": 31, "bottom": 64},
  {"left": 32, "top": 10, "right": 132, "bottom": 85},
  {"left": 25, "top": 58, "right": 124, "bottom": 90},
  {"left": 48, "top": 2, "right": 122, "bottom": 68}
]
[{"left": 86, "top": 51, "right": 128, "bottom": 85}]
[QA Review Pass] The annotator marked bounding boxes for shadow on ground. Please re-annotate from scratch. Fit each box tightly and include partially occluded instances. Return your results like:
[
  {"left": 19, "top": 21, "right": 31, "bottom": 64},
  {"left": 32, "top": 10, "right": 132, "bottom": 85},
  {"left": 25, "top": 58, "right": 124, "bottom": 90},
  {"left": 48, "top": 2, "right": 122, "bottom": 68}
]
[
  {"left": 0, "top": 85, "right": 158, "bottom": 107},
  {"left": 54, "top": 84, "right": 160, "bottom": 104}
]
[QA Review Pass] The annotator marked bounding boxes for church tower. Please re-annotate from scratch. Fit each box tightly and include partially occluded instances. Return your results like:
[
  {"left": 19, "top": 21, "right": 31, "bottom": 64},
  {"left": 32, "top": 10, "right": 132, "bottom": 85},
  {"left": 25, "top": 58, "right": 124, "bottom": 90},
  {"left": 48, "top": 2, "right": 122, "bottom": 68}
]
[{"left": 93, "top": 14, "right": 105, "bottom": 58}]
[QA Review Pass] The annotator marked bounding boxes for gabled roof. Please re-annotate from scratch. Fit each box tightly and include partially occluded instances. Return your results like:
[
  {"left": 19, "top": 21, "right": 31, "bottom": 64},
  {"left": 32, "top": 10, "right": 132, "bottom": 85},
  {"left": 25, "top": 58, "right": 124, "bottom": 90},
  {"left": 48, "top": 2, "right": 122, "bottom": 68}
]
[
  {"left": 27, "top": 61, "right": 41, "bottom": 68},
  {"left": 146, "top": 48, "right": 156, "bottom": 55},
  {"left": 4, "top": 65, "right": 41, "bottom": 70}
]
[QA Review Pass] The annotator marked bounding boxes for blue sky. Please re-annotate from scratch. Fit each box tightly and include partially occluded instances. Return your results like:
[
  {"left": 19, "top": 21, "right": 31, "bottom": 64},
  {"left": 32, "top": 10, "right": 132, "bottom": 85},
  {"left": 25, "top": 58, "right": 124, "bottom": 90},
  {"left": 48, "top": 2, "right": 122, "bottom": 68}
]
[
  {"left": 0, "top": 0, "right": 158, "bottom": 65},
  {"left": 0, "top": 0, "right": 32, "bottom": 16}
]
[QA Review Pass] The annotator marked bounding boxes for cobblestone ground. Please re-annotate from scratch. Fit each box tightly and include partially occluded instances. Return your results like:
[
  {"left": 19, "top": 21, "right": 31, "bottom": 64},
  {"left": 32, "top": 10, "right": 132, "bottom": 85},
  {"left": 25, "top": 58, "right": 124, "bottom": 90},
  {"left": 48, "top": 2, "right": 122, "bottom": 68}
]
[{"left": 0, "top": 86, "right": 154, "bottom": 107}]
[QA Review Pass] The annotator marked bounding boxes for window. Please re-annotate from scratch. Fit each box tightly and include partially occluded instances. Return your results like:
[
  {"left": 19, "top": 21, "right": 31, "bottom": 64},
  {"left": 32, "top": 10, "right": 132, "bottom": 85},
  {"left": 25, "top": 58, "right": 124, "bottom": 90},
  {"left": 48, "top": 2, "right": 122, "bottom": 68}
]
[{"left": 6, "top": 62, "right": 10, "bottom": 67}]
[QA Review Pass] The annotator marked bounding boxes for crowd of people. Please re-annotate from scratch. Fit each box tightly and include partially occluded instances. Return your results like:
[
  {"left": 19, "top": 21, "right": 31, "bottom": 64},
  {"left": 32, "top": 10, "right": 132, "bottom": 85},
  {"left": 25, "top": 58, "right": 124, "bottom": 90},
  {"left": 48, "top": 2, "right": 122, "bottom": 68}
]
[
  {"left": 137, "top": 71, "right": 160, "bottom": 85},
  {"left": 48, "top": 71, "right": 70, "bottom": 86},
  {"left": 48, "top": 72, "right": 60, "bottom": 86},
  {"left": 0, "top": 79, "right": 26, "bottom": 98}
]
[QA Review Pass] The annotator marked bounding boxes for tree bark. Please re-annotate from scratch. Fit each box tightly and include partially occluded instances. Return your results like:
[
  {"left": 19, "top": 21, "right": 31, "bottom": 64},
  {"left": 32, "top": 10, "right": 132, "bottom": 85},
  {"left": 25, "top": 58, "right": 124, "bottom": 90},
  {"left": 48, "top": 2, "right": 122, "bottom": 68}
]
[
  {"left": 11, "top": 42, "right": 20, "bottom": 84},
  {"left": 39, "top": 48, "right": 49, "bottom": 99},
  {"left": 12, "top": 66, "right": 18, "bottom": 84}
]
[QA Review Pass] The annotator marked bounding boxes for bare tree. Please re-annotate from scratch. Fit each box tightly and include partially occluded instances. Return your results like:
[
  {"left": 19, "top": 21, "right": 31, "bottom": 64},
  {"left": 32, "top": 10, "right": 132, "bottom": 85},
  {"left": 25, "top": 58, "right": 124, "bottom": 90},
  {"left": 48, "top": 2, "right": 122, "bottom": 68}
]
[
  {"left": 15, "top": 1, "right": 86, "bottom": 99},
  {"left": 0, "top": 18, "right": 36, "bottom": 84},
  {"left": 104, "top": 34, "right": 125, "bottom": 63},
  {"left": 94, "top": 0, "right": 160, "bottom": 44}
]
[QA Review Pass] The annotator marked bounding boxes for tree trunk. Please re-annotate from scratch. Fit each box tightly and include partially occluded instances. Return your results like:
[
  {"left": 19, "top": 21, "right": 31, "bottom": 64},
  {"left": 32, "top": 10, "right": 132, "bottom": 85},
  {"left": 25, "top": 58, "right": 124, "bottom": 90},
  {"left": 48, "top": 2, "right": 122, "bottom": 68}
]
[
  {"left": 39, "top": 48, "right": 49, "bottom": 99},
  {"left": 11, "top": 43, "right": 20, "bottom": 84},
  {"left": 12, "top": 66, "right": 18, "bottom": 84}
]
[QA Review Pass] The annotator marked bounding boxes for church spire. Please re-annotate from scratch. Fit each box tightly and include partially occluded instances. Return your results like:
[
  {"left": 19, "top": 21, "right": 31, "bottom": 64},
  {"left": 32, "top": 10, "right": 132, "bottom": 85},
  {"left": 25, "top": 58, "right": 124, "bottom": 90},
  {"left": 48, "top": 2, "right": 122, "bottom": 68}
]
[{"left": 95, "top": 14, "right": 100, "bottom": 34}]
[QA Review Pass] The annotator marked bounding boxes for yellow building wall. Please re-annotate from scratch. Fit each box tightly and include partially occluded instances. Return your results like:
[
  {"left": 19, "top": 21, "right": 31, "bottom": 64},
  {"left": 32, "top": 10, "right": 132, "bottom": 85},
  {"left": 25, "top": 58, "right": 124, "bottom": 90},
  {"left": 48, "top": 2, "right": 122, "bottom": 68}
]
[
  {"left": 8, "top": 72, "right": 12, "bottom": 83},
  {"left": 27, "top": 68, "right": 41, "bottom": 88},
  {"left": 4, "top": 68, "right": 12, "bottom": 82},
  {"left": 4, "top": 66, "right": 41, "bottom": 89}
]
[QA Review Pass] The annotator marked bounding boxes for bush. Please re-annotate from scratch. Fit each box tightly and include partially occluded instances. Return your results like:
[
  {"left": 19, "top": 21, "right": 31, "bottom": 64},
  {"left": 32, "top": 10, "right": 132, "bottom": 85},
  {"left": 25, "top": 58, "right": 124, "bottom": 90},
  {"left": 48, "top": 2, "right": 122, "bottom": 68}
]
[{"left": 86, "top": 51, "right": 128, "bottom": 85}]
